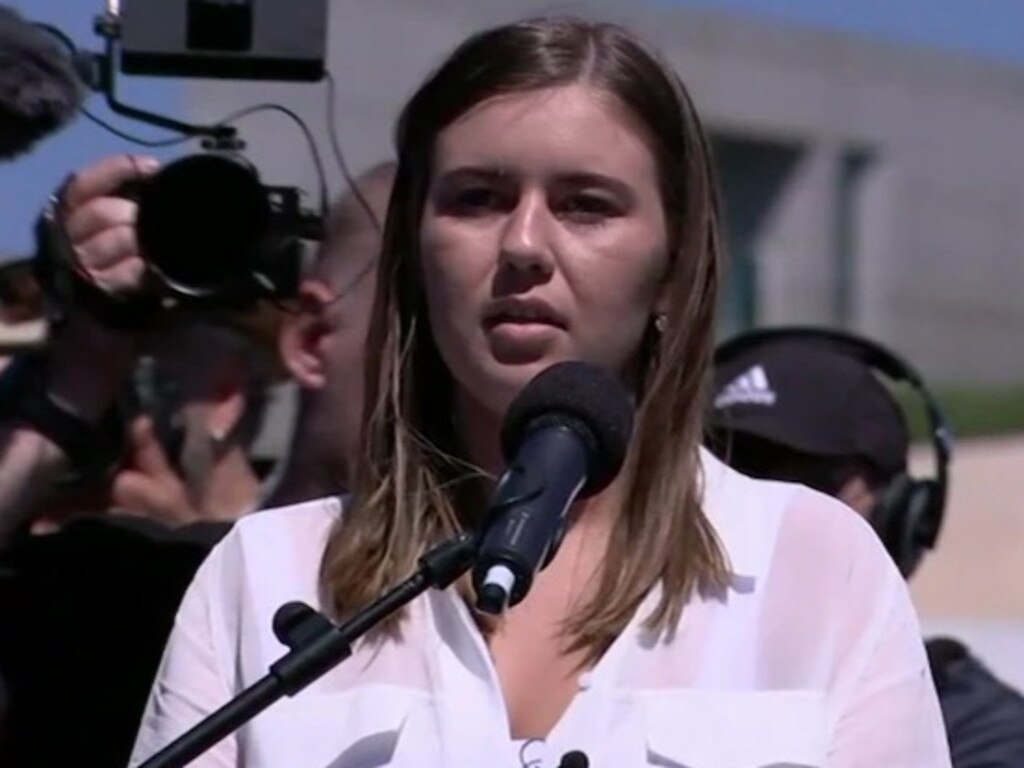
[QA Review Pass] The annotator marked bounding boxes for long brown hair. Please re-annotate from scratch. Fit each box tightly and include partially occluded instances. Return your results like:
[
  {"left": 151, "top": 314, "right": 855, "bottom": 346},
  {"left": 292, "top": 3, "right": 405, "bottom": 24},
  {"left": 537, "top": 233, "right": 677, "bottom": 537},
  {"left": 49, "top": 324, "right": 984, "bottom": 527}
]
[{"left": 320, "top": 17, "right": 729, "bottom": 661}]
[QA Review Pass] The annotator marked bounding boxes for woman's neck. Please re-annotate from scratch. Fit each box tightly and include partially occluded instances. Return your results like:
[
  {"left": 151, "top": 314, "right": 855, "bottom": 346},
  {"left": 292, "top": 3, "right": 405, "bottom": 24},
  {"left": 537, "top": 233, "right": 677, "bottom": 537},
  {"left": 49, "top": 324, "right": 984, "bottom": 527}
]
[{"left": 454, "top": 390, "right": 505, "bottom": 481}]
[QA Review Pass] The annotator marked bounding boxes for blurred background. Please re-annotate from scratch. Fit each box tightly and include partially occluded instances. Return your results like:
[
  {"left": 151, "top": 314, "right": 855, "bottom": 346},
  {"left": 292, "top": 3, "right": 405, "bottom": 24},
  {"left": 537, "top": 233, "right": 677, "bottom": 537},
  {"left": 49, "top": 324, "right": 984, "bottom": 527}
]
[{"left": 4, "top": 0, "right": 1023, "bottom": 688}]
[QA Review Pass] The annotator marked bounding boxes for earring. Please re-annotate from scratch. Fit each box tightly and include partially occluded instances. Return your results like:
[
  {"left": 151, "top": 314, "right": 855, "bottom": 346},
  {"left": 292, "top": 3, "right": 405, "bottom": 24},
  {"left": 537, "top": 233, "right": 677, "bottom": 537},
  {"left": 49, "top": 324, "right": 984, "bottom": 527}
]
[{"left": 653, "top": 313, "right": 668, "bottom": 334}]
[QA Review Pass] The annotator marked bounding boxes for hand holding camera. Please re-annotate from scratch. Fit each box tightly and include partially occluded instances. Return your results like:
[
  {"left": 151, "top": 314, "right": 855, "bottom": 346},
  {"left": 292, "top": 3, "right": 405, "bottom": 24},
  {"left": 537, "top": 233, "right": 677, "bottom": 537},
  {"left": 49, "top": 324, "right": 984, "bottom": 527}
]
[{"left": 61, "top": 153, "right": 159, "bottom": 297}]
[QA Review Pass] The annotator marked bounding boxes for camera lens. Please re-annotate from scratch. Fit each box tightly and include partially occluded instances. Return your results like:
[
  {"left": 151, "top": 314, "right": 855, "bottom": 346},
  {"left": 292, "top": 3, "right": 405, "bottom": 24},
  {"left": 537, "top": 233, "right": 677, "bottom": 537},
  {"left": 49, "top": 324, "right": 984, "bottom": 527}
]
[{"left": 136, "top": 153, "right": 270, "bottom": 298}]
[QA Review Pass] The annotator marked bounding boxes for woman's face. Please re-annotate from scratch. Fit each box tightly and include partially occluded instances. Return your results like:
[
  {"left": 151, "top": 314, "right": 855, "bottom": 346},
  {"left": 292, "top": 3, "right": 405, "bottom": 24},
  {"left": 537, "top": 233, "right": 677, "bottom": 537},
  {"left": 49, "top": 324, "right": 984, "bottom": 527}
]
[{"left": 420, "top": 83, "right": 670, "bottom": 416}]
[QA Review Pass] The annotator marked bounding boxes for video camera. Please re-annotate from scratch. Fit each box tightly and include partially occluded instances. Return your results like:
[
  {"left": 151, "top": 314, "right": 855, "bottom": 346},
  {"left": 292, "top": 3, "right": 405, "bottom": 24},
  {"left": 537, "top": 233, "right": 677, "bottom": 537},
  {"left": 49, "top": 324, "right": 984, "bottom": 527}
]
[{"left": 32, "top": 0, "right": 330, "bottom": 317}]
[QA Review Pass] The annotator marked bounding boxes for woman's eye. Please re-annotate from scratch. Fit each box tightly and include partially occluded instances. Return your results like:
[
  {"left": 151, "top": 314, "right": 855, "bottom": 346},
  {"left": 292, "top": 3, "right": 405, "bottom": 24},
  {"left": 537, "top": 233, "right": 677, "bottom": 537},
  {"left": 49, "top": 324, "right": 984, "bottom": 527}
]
[
  {"left": 447, "top": 187, "right": 503, "bottom": 214},
  {"left": 559, "top": 194, "right": 619, "bottom": 222}
]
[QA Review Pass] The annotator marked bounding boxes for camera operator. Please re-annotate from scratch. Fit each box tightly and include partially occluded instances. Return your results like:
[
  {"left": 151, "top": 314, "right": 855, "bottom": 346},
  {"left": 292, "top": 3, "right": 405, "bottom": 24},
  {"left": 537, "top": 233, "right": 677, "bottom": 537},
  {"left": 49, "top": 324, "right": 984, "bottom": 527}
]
[
  {"left": 0, "top": 152, "right": 395, "bottom": 767},
  {"left": 707, "top": 329, "right": 1024, "bottom": 768},
  {"left": 0, "top": 153, "right": 272, "bottom": 766},
  {"left": 0, "top": 154, "right": 275, "bottom": 538},
  {"left": 0, "top": 154, "right": 158, "bottom": 543}
]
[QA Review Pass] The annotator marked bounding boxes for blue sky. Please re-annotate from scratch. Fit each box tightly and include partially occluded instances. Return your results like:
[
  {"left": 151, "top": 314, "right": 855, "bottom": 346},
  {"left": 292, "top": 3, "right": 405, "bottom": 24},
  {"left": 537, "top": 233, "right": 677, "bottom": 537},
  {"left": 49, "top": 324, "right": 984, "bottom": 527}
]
[
  {"left": 657, "top": 0, "right": 1024, "bottom": 66},
  {"left": 3, "top": 0, "right": 1024, "bottom": 258}
]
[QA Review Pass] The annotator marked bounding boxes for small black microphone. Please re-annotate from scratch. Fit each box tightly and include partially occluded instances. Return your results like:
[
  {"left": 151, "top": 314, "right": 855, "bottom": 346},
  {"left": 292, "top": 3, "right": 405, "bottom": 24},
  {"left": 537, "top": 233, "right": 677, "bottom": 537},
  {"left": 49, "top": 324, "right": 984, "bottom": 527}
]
[
  {"left": 558, "top": 750, "right": 589, "bottom": 768},
  {"left": 473, "top": 361, "right": 633, "bottom": 614}
]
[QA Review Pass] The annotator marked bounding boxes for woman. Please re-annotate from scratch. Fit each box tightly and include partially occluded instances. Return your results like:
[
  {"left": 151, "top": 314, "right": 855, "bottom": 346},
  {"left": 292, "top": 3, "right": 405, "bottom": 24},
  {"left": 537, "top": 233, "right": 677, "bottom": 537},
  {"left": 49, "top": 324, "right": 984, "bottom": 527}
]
[{"left": 131, "top": 17, "right": 950, "bottom": 768}]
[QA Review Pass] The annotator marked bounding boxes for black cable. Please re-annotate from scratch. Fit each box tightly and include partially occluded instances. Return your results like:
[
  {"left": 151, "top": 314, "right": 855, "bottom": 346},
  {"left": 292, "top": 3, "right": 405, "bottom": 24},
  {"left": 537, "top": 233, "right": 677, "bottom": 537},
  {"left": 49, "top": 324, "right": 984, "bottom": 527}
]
[
  {"left": 89, "top": 101, "right": 330, "bottom": 218},
  {"left": 215, "top": 102, "right": 329, "bottom": 219},
  {"left": 324, "top": 70, "right": 382, "bottom": 232},
  {"left": 31, "top": 21, "right": 76, "bottom": 53},
  {"left": 519, "top": 738, "right": 545, "bottom": 768},
  {"left": 78, "top": 109, "right": 196, "bottom": 147}
]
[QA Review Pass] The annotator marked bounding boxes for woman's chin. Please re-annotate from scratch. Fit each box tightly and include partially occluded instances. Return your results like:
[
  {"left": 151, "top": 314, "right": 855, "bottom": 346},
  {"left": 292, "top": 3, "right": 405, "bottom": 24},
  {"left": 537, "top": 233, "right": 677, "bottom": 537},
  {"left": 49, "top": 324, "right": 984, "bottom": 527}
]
[
  {"left": 443, "top": 333, "right": 579, "bottom": 418},
  {"left": 460, "top": 358, "right": 559, "bottom": 419}
]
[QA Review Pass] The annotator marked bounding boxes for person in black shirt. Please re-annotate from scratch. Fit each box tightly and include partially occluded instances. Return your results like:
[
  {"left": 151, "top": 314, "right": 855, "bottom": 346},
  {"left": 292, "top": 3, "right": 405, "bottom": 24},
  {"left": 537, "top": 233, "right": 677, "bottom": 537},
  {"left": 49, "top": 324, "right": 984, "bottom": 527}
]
[
  {"left": 0, "top": 515, "right": 230, "bottom": 766},
  {"left": 708, "top": 327, "right": 1024, "bottom": 768}
]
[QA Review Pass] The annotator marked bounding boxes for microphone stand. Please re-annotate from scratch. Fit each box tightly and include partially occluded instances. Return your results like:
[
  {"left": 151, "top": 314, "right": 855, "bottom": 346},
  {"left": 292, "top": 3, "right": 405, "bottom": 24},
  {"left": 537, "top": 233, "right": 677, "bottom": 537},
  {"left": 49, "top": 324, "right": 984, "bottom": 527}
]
[{"left": 139, "top": 531, "right": 477, "bottom": 768}]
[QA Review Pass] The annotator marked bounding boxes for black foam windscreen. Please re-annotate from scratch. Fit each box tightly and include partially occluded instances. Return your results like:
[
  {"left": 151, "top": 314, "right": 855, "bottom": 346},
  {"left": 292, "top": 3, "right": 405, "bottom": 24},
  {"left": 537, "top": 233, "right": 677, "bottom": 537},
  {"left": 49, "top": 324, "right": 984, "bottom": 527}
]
[
  {"left": 561, "top": 753, "right": 593, "bottom": 768},
  {"left": 558, "top": 751, "right": 590, "bottom": 768},
  {"left": 500, "top": 361, "right": 634, "bottom": 497},
  {"left": 0, "top": 7, "right": 83, "bottom": 161}
]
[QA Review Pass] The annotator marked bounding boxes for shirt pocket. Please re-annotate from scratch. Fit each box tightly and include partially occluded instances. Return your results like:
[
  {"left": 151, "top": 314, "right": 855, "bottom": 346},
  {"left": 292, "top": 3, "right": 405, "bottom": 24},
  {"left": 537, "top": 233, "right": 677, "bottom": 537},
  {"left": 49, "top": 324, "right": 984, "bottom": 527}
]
[
  {"left": 245, "top": 684, "right": 434, "bottom": 768},
  {"left": 642, "top": 689, "right": 827, "bottom": 768}
]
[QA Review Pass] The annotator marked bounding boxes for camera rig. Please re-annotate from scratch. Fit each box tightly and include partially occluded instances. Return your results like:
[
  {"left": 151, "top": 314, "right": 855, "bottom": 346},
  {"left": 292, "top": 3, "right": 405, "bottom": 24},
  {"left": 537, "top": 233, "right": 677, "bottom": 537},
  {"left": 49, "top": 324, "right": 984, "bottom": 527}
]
[{"left": 63, "top": 0, "right": 330, "bottom": 307}]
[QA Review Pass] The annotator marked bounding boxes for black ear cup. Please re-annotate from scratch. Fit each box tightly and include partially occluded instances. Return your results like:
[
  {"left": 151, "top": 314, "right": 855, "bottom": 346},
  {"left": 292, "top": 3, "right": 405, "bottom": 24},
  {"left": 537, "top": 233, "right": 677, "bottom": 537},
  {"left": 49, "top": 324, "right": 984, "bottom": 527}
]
[{"left": 871, "top": 473, "right": 936, "bottom": 577}]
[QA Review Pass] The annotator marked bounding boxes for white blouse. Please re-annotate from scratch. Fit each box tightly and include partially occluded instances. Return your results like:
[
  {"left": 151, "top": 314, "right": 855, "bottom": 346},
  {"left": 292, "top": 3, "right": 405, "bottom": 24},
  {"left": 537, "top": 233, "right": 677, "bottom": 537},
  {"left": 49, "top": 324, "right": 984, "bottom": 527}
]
[{"left": 130, "top": 451, "right": 951, "bottom": 768}]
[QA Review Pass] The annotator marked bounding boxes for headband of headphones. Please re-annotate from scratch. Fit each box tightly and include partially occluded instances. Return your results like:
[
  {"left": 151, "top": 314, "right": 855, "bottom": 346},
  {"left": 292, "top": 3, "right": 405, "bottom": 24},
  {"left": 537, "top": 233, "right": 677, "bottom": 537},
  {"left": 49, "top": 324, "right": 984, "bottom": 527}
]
[{"left": 714, "top": 326, "right": 954, "bottom": 565}]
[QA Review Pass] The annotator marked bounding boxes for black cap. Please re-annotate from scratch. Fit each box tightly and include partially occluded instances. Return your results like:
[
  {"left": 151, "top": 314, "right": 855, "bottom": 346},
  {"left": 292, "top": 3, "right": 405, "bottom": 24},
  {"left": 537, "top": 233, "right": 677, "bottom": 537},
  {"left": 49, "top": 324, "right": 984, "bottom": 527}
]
[{"left": 710, "top": 338, "right": 908, "bottom": 476}]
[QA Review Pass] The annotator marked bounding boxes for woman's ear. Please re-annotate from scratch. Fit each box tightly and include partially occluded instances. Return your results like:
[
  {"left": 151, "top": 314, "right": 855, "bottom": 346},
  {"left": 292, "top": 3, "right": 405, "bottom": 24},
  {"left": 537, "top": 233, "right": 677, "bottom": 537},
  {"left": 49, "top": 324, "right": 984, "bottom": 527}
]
[
  {"left": 279, "top": 279, "right": 335, "bottom": 390},
  {"left": 653, "top": 290, "right": 671, "bottom": 328},
  {"left": 653, "top": 257, "right": 675, "bottom": 321}
]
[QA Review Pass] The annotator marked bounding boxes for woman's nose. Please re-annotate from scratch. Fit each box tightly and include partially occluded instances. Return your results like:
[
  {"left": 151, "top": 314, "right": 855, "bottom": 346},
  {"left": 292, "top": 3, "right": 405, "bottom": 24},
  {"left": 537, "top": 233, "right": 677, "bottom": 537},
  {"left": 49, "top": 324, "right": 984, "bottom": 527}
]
[{"left": 498, "top": 192, "right": 555, "bottom": 276}]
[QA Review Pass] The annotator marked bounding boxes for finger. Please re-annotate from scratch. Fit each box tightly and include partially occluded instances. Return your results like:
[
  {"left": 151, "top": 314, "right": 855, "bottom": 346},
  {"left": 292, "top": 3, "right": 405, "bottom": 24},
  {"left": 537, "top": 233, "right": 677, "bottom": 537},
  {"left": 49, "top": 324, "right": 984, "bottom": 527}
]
[
  {"left": 128, "top": 415, "right": 176, "bottom": 477},
  {"left": 110, "top": 470, "right": 153, "bottom": 510},
  {"left": 110, "top": 471, "right": 197, "bottom": 525},
  {"left": 205, "top": 382, "right": 246, "bottom": 442},
  {"left": 63, "top": 154, "right": 160, "bottom": 211},
  {"left": 63, "top": 196, "right": 138, "bottom": 244},
  {"left": 75, "top": 223, "right": 139, "bottom": 271},
  {"left": 89, "top": 258, "right": 147, "bottom": 295}
]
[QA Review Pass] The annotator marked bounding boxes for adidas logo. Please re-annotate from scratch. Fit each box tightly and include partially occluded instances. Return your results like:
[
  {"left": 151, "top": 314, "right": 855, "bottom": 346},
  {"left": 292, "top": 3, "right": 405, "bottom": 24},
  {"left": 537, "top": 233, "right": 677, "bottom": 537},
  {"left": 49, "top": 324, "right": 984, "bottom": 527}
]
[{"left": 714, "top": 365, "right": 777, "bottom": 408}]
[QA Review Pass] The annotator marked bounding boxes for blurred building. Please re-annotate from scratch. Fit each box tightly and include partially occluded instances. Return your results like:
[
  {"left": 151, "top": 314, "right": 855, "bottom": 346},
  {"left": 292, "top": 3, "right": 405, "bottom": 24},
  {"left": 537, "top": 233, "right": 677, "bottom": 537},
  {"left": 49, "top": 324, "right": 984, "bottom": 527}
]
[{"left": 179, "top": 0, "right": 1024, "bottom": 388}]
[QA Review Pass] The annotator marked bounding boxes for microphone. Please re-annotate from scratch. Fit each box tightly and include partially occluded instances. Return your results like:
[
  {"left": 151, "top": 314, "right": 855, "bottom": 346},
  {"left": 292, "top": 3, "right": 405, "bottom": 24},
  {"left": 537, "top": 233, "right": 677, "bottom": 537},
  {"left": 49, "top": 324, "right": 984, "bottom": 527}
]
[
  {"left": 473, "top": 360, "right": 633, "bottom": 614},
  {"left": 558, "top": 751, "right": 589, "bottom": 768},
  {"left": 0, "top": 6, "right": 84, "bottom": 161}
]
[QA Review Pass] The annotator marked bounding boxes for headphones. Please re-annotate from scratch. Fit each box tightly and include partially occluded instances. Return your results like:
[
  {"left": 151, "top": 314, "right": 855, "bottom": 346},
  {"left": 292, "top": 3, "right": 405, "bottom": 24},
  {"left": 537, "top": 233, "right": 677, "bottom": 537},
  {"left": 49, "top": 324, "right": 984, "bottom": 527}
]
[{"left": 713, "top": 326, "right": 954, "bottom": 577}]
